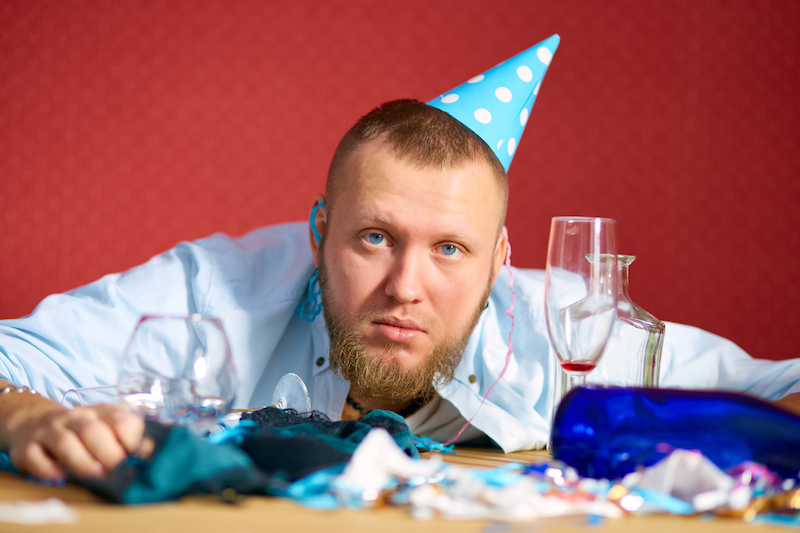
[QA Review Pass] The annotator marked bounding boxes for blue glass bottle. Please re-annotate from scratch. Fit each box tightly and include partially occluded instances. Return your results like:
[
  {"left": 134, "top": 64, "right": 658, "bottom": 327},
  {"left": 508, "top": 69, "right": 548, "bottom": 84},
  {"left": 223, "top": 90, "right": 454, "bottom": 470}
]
[{"left": 551, "top": 387, "right": 800, "bottom": 480}]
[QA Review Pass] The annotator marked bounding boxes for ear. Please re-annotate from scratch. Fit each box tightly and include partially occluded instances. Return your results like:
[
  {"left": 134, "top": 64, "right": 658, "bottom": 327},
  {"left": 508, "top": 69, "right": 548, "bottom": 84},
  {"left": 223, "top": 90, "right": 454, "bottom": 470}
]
[
  {"left": 491, "top": 226, "right": 510, "bottom": 285},
  {"left": 309, "top": 193, "right": 327, "bottom": 266}
]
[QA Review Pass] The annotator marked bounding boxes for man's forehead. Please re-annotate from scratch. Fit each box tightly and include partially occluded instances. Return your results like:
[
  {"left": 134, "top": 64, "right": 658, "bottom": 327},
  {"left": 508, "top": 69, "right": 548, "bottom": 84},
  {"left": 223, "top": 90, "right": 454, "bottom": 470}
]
[
  {"left": 353, "top": 140, "right": 501, "bottom": 192},
  {"left": 362, "top": 144, "right": 497, "bottom": 194},
  {"left": 345, "top": 204, "right": 477, "bottom": 239},
  {"left": 330, "top": 143, "right": 504, "bottom": 242}
]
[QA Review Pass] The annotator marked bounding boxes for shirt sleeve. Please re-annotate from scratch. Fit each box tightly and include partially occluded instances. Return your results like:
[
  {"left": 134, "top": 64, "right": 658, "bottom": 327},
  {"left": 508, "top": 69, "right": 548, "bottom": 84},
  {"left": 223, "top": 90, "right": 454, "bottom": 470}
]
[
  {"left": 0, "top": 239, "right": 215, "bottom": 402},
  {"left": 659, "top": 322, "right": 800, "bottom": 399}
]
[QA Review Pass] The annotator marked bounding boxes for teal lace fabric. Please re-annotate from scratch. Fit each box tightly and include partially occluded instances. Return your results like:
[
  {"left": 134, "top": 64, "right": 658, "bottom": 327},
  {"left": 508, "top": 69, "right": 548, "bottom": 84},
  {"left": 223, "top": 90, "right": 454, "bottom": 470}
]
[
  {"left": 76, "top": 408, "right": 417, "bottom": 504},
  {"left": 240, "top": 407, "right": 419, "bottom": 457}
]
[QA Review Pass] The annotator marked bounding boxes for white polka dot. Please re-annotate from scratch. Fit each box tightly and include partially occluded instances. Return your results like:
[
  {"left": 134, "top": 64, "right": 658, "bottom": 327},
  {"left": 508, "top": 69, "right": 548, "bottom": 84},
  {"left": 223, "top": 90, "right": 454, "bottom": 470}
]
[
  {"left": 520, "top": 108, "right": 529, "bottom": 126},
  {"left": 507, "top": 138, "right": 516, "bottom": 156},
  {"left": 495, "top": 87, "right": 512, "bottom": 103},
  {"left": 537, "top": 47, "right": 553, "bottom": 65},
  {"left": 496, "top": 139, "right": 504, "bottom": 150},
  {"left": 440, "top": 93, "right": 459, "bottom": 104},
  {"left": 533, "top": 79, "right": 542, "bottom": 96},
  {"left": 467, "top": 74, "right": 484, "bottom": 84},
  {"left": 517, "top": 65, "right": 533, "bottom": 82},
  {"left": 474, "top": 108, "right": 492, "bottom": 124}
]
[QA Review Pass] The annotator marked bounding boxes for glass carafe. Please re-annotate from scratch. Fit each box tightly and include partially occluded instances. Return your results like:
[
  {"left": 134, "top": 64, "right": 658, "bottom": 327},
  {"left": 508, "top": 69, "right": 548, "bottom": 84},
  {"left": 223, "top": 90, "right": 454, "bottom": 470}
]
[
  {"left": 548, "top": 254, "right": 665, "bottom": 449},
  {"left": 587, "top": 254, "right": 664, "bottom": 387}
]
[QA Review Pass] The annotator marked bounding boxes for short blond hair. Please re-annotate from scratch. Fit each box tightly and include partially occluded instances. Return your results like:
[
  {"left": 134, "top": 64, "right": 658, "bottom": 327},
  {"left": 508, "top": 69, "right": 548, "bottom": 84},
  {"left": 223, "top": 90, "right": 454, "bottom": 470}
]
[{"left": 326, "top": 99, "right": 508, "bottom": 223}]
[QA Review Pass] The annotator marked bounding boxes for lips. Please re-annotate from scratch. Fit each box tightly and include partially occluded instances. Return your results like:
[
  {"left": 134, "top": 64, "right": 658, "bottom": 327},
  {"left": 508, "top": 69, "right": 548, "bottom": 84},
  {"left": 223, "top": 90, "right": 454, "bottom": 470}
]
[
  {"left": 372, "top": 316, "right": 426, "bottom": 343},
  {"left": 374, "top": 316, "right": 425, "bottom": 331}
]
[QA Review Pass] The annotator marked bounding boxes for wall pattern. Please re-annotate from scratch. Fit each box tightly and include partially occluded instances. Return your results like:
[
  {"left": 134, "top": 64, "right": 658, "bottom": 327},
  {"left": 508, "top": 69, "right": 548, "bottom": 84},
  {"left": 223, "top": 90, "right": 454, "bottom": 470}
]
[{"left": 1, "top": 0, "right": 799, "bottom": 360}]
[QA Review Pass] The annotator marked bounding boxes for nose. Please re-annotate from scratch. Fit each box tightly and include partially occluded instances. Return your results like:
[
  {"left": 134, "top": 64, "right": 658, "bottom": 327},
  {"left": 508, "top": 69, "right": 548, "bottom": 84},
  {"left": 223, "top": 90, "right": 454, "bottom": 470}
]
[{"left": 384, "top": 249, "right": 424, "bottom": 304}]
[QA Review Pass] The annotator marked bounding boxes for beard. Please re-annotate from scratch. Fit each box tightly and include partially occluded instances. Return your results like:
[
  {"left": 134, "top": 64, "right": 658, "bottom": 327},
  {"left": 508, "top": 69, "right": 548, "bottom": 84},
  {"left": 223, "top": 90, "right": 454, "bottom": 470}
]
[{"left": 318, "top": 247, "right": 493, "bottom": 405}]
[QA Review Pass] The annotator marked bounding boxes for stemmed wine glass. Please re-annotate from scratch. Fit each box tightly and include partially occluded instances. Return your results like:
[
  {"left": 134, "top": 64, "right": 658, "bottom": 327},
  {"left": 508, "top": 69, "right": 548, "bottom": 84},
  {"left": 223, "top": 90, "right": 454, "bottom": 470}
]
[
  {"left": 545, "top": 217, "right": 618, "bottom": 403},
  {"left": 62, "top": 372, "right": 311, "bottom": 412},
  {"left": 117, "top": 314, "right": 238, "bottom": 434},
  {"left": 64, "top": 315, "right": 311, "bottom": 429},
  {"left": 272, "top": 373, "right": 311, "bottom": 411}
]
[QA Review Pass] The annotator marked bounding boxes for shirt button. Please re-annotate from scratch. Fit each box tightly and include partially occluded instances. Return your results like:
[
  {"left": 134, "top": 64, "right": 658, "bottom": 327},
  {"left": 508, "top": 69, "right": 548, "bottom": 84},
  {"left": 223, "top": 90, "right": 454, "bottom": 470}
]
[
  {"left": 468, "top": 374, "right": 477, "bottom": 384},
  {"left": 316, "top": 357, "right": 325, "bottom": 367}
]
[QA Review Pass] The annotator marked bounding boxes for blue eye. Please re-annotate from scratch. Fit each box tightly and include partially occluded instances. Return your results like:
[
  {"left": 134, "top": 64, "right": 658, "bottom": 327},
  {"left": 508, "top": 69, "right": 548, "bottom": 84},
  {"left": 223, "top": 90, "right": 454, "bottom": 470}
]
[
  {"left": 441, "top": 244, "right": 458, "bottom": 256},
  {"left": 365, "top": 233, "right": 385, "bottom": 245}
]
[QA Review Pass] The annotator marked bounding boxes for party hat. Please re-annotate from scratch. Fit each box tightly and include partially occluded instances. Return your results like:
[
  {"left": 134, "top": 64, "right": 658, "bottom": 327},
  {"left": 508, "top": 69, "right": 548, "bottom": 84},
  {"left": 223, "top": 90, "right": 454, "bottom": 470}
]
[{"left": 427, "top": 34, "right": 560, "bottom": 171}]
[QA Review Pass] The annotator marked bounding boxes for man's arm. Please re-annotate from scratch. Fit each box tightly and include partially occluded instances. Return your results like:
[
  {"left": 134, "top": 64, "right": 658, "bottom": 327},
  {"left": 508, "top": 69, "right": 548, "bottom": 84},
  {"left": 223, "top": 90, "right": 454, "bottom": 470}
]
[
  {"left": 0, "top": 380, "right": 147, "bottom": 480},
  {"left": 661, "top": 323, "right": 800, "bottom": 399},
  {"left": 0, "top": 225, "right": 316, "bottom": 476},
  {"left": 0, "top": 236, "right": 216, "bottom": 480}
]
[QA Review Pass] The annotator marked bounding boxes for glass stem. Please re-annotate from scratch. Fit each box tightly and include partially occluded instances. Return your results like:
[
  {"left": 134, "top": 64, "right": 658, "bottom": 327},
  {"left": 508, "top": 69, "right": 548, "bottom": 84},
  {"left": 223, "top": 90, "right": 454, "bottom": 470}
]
[
  {"left": 549, "top": 371, "right": 587, "bottom": 452},
  {"left": 567, "top": 372, "right": 585, "bottom": 395}
]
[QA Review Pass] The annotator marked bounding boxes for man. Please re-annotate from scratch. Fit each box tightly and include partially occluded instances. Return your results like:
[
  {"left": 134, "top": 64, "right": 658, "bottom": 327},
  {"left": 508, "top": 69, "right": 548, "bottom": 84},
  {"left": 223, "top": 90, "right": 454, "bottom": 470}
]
[
  {"left": 0, "top": 98, "right": 516, "bottom": 480},
  {"left": 2, "top": 37, "right": 800, "bottom": 482}
]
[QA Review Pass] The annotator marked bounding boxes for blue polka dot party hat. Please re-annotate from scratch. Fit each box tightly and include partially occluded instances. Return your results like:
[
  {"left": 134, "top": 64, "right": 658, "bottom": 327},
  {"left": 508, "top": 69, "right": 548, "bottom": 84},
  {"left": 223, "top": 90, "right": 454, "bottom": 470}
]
[{"left": 427, "top": 34, "right": 560, "bottom": 171}]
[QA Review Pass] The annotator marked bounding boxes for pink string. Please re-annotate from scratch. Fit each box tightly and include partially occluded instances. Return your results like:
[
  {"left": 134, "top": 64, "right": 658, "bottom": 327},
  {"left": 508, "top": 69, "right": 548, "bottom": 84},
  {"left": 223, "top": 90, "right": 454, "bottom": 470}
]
[{"left": 443, "top": 226, "right": 516, "bottom": 446}]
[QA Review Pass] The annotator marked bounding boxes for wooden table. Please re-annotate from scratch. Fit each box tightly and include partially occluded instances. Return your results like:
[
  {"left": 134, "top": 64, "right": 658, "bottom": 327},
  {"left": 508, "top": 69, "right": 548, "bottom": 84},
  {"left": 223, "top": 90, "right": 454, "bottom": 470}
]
[{"left": 0, "top": 448, "right": 788, "bottom": 532}]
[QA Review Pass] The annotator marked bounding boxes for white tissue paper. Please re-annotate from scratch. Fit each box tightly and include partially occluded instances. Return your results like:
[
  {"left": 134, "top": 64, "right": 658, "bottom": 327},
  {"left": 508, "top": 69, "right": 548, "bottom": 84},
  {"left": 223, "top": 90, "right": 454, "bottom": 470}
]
[
  {"left": 622, "top": 449, "right": 744, "bottom": 513},
  {"left": 0, "top": 498, "right": 78, "bottom": 525}
]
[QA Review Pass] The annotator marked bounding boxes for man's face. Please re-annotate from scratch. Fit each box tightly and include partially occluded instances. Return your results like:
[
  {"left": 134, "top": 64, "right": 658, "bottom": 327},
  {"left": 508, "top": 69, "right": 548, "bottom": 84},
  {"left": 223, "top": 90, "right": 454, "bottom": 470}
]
[{"left": 315, "top": 140, "right": 506, "bottom": 402}]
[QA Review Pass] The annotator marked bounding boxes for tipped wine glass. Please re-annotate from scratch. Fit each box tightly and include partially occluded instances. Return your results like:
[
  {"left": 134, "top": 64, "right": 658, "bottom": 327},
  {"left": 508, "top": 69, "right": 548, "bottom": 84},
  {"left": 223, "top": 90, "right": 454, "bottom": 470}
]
[
  {"left": 117, "top": 314, "right": 238, "bottom": 434},
  {"left": 545, "top": 217, "right": 618, "bottom": 402},
  {"left": 271, "top": 372, "right": 311, "bottom": 411}
]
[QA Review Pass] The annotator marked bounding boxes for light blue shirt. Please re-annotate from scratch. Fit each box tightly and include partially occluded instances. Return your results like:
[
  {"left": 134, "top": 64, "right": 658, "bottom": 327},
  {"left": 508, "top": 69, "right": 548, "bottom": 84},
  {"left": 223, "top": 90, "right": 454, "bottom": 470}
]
[{"left": 2, "top": 222, "right": 800, "bottom": 452}]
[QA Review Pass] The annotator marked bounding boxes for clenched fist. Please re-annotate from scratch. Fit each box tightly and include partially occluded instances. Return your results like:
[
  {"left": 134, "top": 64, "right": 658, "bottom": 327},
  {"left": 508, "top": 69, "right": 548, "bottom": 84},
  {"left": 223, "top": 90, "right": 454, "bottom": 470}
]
[{"left": 0, "top": 387, "right": 148, "bottom": 480}]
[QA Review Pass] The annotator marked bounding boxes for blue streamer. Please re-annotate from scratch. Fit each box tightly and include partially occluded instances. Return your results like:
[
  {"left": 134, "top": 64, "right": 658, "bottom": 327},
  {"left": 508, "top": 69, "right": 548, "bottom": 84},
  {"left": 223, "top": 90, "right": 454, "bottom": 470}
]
[
  {"left": 295, "top": 200, "right": 326, "bottom": 322},
  {"left": 414, "top": 436, "right": 456, "bottom": 454},
  {"left": 295, "top": 269, "right": 322, "bottom": 322},
  {"left": 631, "top": 486, "right": 694, "bottom": 515},
  {"left": 206, "top": 420, "right": 257, "bottom": 446},
  {"left": 309, "top": 200, "right": 325, "bottom": 244}
]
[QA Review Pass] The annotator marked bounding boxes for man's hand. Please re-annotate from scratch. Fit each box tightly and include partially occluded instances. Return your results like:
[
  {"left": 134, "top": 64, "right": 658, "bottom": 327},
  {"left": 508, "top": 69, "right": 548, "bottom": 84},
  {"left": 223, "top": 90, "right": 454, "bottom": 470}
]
[
  {"left": 0, "top": 386, "right": 147, "bottom": 481},
  {"left": 773, "top": 393, "right": 800, "bottom": 418}
]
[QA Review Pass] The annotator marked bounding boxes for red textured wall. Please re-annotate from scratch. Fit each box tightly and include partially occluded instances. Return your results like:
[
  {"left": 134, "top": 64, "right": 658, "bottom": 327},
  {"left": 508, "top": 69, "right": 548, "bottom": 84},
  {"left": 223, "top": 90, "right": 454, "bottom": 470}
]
[{"left": 1, "top": 1, "right": 799, "bottom": 360}]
